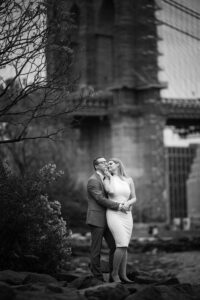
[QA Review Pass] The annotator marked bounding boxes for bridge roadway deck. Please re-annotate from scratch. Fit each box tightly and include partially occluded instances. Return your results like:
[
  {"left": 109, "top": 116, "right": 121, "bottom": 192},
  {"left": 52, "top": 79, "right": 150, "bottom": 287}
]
[{"left": 70, "top": 95, "right": 200, "bottom": 119}]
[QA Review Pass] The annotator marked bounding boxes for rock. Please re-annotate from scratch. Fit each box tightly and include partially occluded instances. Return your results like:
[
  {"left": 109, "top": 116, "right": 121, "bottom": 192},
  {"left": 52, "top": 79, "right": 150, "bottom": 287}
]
[
  {"left": 128, "top": 269, "right": 178, "bottom": 285},
  {"left": 84, "top": 283, "right": 130, "bottom": 300},
  {"left": 0, "top": 270, "right": 27, "bottom": 285},
  {"left": 23, "top": 273, "right": 57, "bottom": 285},
  {"left": 45, "top": 283, "right": 63, "bottom": 293},
  {"left": 68, "top": 275, "right": 105, "bottom": 289},
  {"left": 55, "top": 270, "right": 80, "bottom": 282},
  {"left": 62, "top": 287, "right": 87, "bottom": 299},
  {"left": 15, "top": 291, "right": 59, "bottom": 299},
  {"left": 126, "top": 262, "right": 137, "bottom": 274},
  {"left": 126, "top": 285, "right": 161, "bottom": 300},
  {"left": 15, "top": 289, "right": 87, "bottom": 300},
  {"left": 123, "top": 284, "right": 138, "bottom": 294},
  {"left": 134, "top": 275, "right": 158, "bottom": 284},
  {"left": 155, "top": 277, "right": 180, "bottom": 286},
  {"left": 74, "top": 268, "right": 89, "bottom": 274},
  {"left": 0, "top": 267, "right": 200, "bottom": 300},
  {"left": 13, "top": 283, "right": 45, "bottom": 292},
  {"left": 149, "top": 268, "right": 168, "bottom": 280},
  {"left": 127, "top": 269, "right": 140, "bottom": 280},
  {"left": 125, "top": 283, "right": 200, "bottom": 300},
  {"left": 0, "top": 282, "right": 16, "bottom": 300}
]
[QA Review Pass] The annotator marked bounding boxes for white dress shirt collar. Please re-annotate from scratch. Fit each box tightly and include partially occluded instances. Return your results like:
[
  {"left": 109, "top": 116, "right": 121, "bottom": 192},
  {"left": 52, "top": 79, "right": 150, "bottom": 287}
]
[{"left": 96, "top": 171, "right": 104, "bottom": 182}]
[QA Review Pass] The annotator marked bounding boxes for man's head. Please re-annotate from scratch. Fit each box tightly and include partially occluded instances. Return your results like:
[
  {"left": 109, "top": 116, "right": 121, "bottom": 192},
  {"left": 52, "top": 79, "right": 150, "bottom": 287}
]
[{"left": 93, "top": 157, "right": 107, "bottom": 173}]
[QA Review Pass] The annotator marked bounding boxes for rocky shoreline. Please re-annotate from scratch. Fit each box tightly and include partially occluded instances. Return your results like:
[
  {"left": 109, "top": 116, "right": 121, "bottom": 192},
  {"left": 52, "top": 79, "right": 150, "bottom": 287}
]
[
  {"left": 1, "top": 234, "right": 200, "bottom": 299},
  {"left": 0, "top": 270, "right": 200, "bottom": 300},
  {"left": 0, "top": 268, "right": 200, "bottom": 300}
]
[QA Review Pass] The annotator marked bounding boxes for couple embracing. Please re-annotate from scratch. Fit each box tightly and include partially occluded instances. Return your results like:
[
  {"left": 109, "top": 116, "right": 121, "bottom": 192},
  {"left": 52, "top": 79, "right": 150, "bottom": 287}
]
[{"left": 86, "top": 157, "right": 137, "bottom": 283}]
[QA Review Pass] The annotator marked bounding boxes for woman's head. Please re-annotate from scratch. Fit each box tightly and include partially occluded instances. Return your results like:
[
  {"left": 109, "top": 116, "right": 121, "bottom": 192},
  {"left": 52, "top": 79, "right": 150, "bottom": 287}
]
[{"left": 107, "top": 158, "right": 128, "bottom": 178}]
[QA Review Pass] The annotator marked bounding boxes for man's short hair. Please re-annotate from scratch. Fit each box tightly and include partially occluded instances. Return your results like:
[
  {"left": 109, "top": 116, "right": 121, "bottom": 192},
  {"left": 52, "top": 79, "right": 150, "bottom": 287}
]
[{"left": 93, "top": 157, "right": 104, "bottom": 170}]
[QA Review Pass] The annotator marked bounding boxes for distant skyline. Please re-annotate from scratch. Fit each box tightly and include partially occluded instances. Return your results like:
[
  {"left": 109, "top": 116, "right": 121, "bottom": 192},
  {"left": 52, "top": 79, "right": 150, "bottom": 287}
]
[{"left": 157, "top": 0, "right": 200, "bottom": 98}]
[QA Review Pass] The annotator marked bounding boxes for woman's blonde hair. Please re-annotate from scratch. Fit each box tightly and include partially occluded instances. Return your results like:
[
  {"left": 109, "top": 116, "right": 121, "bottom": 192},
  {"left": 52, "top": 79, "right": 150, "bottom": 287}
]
[{"left": 109, "top": 158, "right": 128, "bottom": 179}]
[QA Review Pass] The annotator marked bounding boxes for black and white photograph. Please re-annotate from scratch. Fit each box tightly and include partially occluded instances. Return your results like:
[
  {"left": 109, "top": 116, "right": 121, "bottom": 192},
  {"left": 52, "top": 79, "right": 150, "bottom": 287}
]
[{"left": 0, "top": 0, "right": 200, "bottom": 299}]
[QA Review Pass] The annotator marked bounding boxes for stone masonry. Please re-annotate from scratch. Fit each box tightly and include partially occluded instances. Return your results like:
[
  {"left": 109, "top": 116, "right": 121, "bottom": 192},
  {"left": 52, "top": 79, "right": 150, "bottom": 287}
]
[{"left": 47, "top": 0, "right": 168, "bottom": 222}]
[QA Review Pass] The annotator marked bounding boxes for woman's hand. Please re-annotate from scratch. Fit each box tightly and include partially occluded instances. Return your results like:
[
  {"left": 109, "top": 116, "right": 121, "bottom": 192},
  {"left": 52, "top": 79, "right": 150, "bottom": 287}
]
[
  {"left": 122, "top": 202, "right": 130, "bottom": 210},
  {"left": 104, "top": 168, "right": 112, "bottom": 179},
  {"left": 102, "top": 168, "right": 114, "bottom": 194},
  {"left": 123, "top": 200, "right": 133, "bottom": 210}
]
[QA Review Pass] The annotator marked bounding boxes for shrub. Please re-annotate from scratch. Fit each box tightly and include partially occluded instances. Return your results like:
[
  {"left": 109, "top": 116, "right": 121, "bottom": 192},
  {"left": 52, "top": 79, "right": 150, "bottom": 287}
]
[
  {"left": 49, "top": 174, "right": 88, "bottom": 232},
  {"left": 0, "top": 161, "right": 71, "bottom": 274}
]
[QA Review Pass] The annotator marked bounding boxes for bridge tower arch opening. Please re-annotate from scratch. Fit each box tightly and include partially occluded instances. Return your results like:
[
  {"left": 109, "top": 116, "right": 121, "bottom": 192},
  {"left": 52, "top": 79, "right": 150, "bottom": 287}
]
[{"left": 164, "top": 117, "right": 200, "bottom": 229}]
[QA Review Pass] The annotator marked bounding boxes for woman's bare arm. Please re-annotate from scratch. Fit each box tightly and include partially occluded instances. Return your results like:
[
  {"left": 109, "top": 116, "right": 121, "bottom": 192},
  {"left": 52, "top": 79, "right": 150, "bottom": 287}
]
[{"left": 123, "top": 177, "right": 137, "bottom": 209}]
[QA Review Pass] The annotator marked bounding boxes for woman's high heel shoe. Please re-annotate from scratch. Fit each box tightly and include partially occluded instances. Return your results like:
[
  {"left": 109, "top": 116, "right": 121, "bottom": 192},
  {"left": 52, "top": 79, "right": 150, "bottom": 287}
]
[
  {"left": 119, "top": 276, "right": 135, "bottom": 284},
  {"left": 109, "top": 274, "right": 122, "bottom": 283}
]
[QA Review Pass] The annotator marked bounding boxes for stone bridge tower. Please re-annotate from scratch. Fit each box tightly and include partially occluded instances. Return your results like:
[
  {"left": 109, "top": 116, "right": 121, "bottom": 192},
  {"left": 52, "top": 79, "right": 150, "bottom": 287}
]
[{"left": 48, "top": 0, "right": 168, "bottom": 222}]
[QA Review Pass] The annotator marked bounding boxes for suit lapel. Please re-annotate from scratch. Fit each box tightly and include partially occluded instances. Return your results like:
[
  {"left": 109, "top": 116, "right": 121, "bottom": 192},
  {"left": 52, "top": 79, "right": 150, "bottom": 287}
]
[{"left": 94, "top": 172, "right": 104, "bottom": 190}]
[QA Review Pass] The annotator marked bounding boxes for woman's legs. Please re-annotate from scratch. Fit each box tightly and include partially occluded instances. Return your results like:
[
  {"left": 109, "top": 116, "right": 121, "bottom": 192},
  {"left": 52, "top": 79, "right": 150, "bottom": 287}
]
[
  {"left": 119, "top": 249, "right": 135, "bottom": 282},
  {"left": 119, "top": 248, "right": 128, "bottom": 279},
  {"left": 119, "top": 249, "right": 133, "bottom": 282},
  {"left": 111, "top": 247, "right": 126, "bottom": 282}
]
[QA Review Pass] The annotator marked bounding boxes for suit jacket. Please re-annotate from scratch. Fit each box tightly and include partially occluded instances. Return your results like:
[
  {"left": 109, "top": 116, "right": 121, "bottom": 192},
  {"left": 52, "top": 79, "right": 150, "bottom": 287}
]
[{"left": 86, "top": 172, "right": 119, "bottom": 227}]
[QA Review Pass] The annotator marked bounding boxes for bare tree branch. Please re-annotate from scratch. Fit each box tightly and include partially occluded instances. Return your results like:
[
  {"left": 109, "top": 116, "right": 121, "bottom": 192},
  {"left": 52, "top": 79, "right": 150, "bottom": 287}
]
[
  {"left": 0, "top": 128, "right": 65, "bottom": 144},
  {"left": 0, "top": 0, "right": 83, "bottom": 144}
]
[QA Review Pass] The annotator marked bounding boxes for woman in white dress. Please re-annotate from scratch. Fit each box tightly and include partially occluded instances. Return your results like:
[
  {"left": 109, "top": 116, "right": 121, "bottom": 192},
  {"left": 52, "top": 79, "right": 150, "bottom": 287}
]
[{"left": 103, "top": 158, "right": 137, "bottom": 283}]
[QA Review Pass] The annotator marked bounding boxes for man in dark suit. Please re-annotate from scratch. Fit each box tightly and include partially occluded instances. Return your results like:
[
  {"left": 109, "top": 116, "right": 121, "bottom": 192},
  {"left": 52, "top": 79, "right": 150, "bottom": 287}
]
[{"left": 86, "top": 157, "right": 127, "bottom": 282}]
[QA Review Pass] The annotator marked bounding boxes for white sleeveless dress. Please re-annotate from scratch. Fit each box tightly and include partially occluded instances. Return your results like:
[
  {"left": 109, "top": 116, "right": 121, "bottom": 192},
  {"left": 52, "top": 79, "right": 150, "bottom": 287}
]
[{"left": 106, "top": 176, "right": 133, "bottom": 247}]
